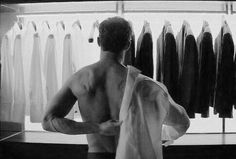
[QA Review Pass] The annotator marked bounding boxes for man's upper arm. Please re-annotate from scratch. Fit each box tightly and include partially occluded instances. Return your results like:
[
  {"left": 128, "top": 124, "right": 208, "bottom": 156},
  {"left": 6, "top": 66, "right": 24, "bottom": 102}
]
[
  {"left": 43, "top": 75, "right": 78, "bottom": 120},
  {"left": 163, "top": 91, "right": 190, "bottom": 135}
]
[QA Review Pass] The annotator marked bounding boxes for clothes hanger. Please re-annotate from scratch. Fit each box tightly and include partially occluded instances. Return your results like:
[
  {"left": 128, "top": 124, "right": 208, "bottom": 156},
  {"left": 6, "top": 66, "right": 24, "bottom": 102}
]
[
  {"left": 32, "top": 21, "right": 37, "bottom": 32},
  {"left": 221, "top": 15, "right": 226, "bottom": 27},
  {"left": 182, "top": 20, "right": 193, "bottom": 36},
  {"left": 202, "top": 20, "right": 210, "bottom": 33},
  {"left": 164, "top": 20, "right": 171, "bottom": 27},
  {"left": 164, "top": 20, "right": 173, "bottom": 34},
  {"left": 221, "top": 15, "right": 231, "bottom": 35},
  {"left": 72, "top": 20, "right": 82, "bottom": 30},
  {"left": 27, "top": 21, "right": 37, "bottom": 32},
  {"left": 56, "top": 21, "right": 65, "bottom": 31},
  {"left": 42, "top": 20, "right": 50, "bottom": 30},
  {"left": 16, "top": 17, "right": 23, "bottom": 30},
  {"left": 88, "top": 20, "right": 99, "bottom": 43},
  {"left": 143, "top": 20, "right": 150, "bottom": 28},
  {"left": 182, "top": 20, "right": 190, "bottom": 28},
  {"left": 143, "top": 20, "right": 151, "bottom": 34}
]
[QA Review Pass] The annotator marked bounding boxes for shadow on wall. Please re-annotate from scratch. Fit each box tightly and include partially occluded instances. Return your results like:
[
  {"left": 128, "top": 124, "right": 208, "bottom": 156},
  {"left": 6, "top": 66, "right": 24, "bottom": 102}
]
[{"left": 0, "top": 12, "right": 17, "bottom": 45}]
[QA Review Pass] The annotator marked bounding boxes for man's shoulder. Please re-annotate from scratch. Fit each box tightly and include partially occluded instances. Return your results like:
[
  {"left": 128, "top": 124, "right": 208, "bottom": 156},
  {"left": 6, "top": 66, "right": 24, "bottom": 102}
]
[
  {"left": 135, "top": 75, "right": 169, "bottom": 100},
  {"left": 71, "top": 64, "right": 98, "bottom": 92},
  {"left": 74, "top": 63, "right": 97, "bottom": 79}
]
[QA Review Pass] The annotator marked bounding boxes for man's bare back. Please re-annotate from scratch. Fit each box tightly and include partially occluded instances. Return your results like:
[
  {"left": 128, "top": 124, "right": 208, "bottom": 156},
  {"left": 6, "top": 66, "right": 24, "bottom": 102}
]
[
  {"left": 72, "top": 57, "right": 127, "bottom": 152},
  {"left": 42, "top": 53, "right": 128, "bottom": 152}
]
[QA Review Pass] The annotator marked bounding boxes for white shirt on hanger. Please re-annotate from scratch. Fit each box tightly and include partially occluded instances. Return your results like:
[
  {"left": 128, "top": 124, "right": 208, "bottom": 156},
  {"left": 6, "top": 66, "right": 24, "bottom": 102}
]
[
  {"left": 0, "top": 34, "right": 14, "bottom": 122},
  {"left": 23, "top": 21, "right": 37, "bottom": 116},
  {"left": 12, "top": 26, "right": 26, "bottom": 123},
  {"left": 29, "top": 33, "right": 44, "bottom": 123},
  {"left": 44, "top": 34, "right": 58, "bottom": 106}
]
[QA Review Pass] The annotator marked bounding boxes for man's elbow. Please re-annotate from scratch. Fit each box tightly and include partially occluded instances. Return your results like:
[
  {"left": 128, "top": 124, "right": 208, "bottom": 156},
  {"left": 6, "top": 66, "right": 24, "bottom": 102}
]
[
  {"left": 41, "top": 115, "right": 55, "bottom": 132},
  {"left": 178, "top": 117, "right": 190, "bottom": 136},
  {"left": 179, "top": 107, "right": 190, "bottom": 133},
  {"left": 182, "top": 118, "right": 190, "bottom": 133}
]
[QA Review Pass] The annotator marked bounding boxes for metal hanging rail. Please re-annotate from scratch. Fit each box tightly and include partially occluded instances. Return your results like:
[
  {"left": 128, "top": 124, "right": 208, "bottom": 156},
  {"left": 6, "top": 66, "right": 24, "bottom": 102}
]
[
  {"left": 1, "top": 1, "right": 234, "bottom": 15},
  {"left": 8, "top": 1, "right": 118, "bottom": 15},
  {"left": 123, "top": 1, "right": 229, "bottom": 14}
]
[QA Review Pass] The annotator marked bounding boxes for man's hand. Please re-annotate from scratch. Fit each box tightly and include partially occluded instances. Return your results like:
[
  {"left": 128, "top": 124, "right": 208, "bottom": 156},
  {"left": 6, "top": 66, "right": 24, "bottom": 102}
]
[{"left": 99, "top": 120, "right": 122, "bottom": 136}]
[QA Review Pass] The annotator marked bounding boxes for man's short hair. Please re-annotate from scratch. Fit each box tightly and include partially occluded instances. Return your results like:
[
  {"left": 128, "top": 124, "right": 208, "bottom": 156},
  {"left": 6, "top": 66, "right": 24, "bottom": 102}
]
[{"left": 99, "top": 16, "right": 132, "bottom": 54}]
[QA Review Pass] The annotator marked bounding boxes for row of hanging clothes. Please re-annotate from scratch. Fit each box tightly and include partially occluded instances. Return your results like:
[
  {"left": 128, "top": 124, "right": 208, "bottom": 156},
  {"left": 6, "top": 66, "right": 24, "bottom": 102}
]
[
  {"left": 1, "top": 19, "right": 100, "bottom": 123},
  {"left": 1, "top": 18, "right": 236, "bottom": 123},
  {"left": 126, "top": 20, "right": 236, "bottom": 119}
]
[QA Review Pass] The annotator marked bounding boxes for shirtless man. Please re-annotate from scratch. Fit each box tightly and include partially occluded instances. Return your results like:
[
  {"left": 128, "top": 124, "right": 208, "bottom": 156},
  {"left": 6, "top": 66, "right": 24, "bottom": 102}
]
[
  {"left": 42, "top": 17, "right": 190, "bottom": 155},
  {"left": 42, "top": 17, "right": 130, "bottom": 153}
]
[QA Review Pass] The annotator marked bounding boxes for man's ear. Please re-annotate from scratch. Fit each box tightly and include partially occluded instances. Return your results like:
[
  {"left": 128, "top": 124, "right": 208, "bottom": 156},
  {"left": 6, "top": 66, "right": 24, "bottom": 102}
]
[
  {"left": 125, "top": 40, "right": 131, "bottom": 51},
  {"left": 97, "top": 37, "right": 100, "bottom": 46}
]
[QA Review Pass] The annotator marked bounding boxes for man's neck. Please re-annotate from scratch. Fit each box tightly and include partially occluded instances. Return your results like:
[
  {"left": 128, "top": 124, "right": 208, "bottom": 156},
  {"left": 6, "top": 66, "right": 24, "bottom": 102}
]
[{"left": 100, "top": 50, "right": 123, "bottom": 64}]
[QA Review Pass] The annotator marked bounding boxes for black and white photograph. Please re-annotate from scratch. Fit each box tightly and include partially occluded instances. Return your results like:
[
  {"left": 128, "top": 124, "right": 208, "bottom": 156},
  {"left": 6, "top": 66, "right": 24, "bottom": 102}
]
[{"left": 0, "top": 1, "right": 236, "bottom": 159}]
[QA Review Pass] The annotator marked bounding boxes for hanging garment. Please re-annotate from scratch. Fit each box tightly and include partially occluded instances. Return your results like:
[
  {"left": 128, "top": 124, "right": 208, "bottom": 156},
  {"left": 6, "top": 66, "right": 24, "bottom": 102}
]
[
  {"left": 0, "top": 35, "right": 14, "bottom": 121},
  {"left": 194, "top": 22, "right": 215, "bottom": 117},
  {"left": 135, "top": 22, "right": 153, "bottom": 78},
  {"left": 175, "top": 21, "right": 199, "bottom": 118},
  {"left": 11, "top": 34, "right": 26, "bottom": 123},
  {"left": 55, "top": 21, "right": 66, "bottom": 89},
  {"left": 40, "top": 21, "right": 51, "bottom": 67},
  {"left": 23, "top": 21, "right": 37, "bottom": 116},
  {"left": 156, "top": 21, "right": 178, "bottom": 101},
  {"left": 123, "top": 22, "right": 135, "bottom": 66},
  {"left": 214, "top": 21, "right": 235, "bottom": 118},
  {"left": 116, "top": 66, "right": 189, "bottom": 159},
  {"left": 71, "top": 21, "right": 84, "bottom": 71},
  {"left": 44, "top": 34, "right": 58, "bottom": 105},
  {"left": 234, "top": 47, "right": 236, "bottom": 109},
  {"left": 1, "top": 22, "right": 25, "bottom": 122},
  {"left": 29, "top": 33, "right": 44, "bottom": 122},
  {"left": 62, "top": 34, "right": 75, "bottom": 119}
]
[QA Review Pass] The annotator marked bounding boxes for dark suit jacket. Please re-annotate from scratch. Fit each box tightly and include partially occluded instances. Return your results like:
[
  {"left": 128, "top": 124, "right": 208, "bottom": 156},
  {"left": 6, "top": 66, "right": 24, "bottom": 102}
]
[
  {"left": 156, "top": 25, "right": 178, "bottom": 101},
  {"left": 234, "top": 50, "right": 236, "bottom": 109},
  {"left": 214, "top": 31, "right": 234, "bottom": 118},
  {"left": 135, "top": 25, "right": 153, "bottom": 78},
  {"left": 195, "top": 32, "right": 215, "bottom": 117},
  {"left": 176, "top": 23, "right": 199, "bottom": 118}
]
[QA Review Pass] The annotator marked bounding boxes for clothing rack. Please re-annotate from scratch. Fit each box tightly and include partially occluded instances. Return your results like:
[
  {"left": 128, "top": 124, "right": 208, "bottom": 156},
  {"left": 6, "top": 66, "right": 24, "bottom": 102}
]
[
  {"left": 1, "top": 1, "right": 235, "bottom": 15},
  {"left": 122, "top": 1, "right": 231, "bottom": 14},
  {"left": 1, "top": 1, "right": 235, "bottom": 134}
]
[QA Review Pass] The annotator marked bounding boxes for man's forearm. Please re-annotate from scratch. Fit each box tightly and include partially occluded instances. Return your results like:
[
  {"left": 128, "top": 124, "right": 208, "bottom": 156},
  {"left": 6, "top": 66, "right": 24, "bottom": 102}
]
[{"left": 43, "top": 117, "right": 100, "bottom": 135}]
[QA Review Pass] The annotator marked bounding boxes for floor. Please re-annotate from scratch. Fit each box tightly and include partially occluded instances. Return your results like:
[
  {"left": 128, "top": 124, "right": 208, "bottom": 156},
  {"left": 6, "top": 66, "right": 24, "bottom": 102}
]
[{"left": 1, "top": 131, "right": 236, "bottom": 159}]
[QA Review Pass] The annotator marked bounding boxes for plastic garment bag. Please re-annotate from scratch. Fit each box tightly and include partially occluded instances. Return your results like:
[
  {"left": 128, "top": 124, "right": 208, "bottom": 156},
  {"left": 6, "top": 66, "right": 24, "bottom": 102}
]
[
  {"left": 214, "top": 21, "right": 235, "bottom": 118},
  {"left": 0, "top": 35, "right": 14, "bottom": 122},
  {"left": 12, "top": 34, "right": 26, "bottom": 123},
  {"left": 29, "top": 34, "right": 44, "bottom": 122},
  {"left": 175, "top": 21, "right": 198, "bottom": 118},
  {"left": 44, "top": 34, "right": 58, "bottom": 105},
  {"left": 135, "top": 22, "right": 154, "bottom": 78},
  {"left": 62, "top": 34, "right": 75, "bottom": 119}
]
